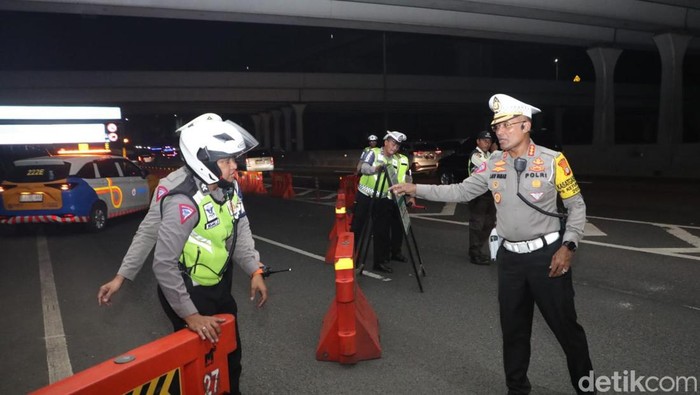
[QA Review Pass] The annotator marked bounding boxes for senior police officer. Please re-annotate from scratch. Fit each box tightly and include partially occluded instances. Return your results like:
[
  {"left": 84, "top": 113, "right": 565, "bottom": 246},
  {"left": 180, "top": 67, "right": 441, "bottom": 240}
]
[
  {"left": 467, "top": 129, "right": 497, "bottom": 265},
  {"left": 390, "top": 94, "right": 593, "bottom": 394},
  {"left": 156, "top": 114, "right": 268, "bottom": 394},
  {"left": 351, "top": 131, "right": 408, "bottom": 273}
]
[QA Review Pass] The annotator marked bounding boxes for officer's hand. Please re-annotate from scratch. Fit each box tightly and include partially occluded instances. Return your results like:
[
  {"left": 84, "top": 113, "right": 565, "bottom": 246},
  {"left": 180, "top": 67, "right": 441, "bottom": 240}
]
[
  {"left": 390, "top": 183, "right": 417, "bottom": 197},
  {"left": 406, "top": 196, "right": 416, "bottom": 207},
  {"left": 549, "top": 246, "right": 573, "bottom": 277},
  {"left": 250, "top": 274, "right": 268, "bottom": 308},
  {"left": 97, "top": 275, "right": 125, "bottom": 306},
  {"left": 184, "top": 313, "right": 226, "bottom": 343},
  {"left": 374, "top": 163, "right": 385, "bottom": 173}
]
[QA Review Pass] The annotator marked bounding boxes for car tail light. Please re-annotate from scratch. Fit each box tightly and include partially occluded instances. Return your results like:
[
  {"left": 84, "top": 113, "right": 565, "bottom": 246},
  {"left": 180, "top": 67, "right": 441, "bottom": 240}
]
[
  {"left": 413, "top": 151, "right": 425, "bottom": 157},
  {"left": 435, "top": 149, "right": 442, "bottom": 155},
  {"left": 270, "top": 157, "right": 274, "bottom": 165},
  {"left": 47, "top": 182, "right": 78, "bottom": 191},
  {"left": 0, "top": 185, "right": 17, "bottom": 193}
]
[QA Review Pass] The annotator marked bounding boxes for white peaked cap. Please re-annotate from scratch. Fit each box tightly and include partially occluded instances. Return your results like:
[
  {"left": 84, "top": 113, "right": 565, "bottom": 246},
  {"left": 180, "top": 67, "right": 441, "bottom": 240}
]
[
  {"left": 488, "top": 94, "right": 541, "bottom": 125},
  {"left": 384, "top": 130, "right": 407, "bottom": 143}
]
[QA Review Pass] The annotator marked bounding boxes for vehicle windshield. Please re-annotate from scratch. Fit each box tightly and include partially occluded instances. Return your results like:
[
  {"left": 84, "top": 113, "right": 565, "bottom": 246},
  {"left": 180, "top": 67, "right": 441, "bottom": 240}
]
[{"left": 6, "top": 163, "right": 71, "bottom": 182}]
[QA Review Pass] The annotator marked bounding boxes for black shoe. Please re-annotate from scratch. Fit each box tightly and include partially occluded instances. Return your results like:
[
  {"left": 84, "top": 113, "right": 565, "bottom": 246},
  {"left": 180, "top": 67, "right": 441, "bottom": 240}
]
[
  {"left": 373, "top": 262, "right": 393, "bottom": 273},
  {"left": 470, "top": 256, "right": 492, "bottom": 265},
  {"left": 390, "top": 253, "right": 407, "bottom": 262}
]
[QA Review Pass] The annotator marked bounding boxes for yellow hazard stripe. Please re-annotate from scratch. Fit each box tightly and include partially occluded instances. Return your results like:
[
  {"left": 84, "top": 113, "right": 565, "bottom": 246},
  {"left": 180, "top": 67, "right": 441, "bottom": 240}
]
[{"left": 335, "top": 257, "right": 354, "bottom": 271}]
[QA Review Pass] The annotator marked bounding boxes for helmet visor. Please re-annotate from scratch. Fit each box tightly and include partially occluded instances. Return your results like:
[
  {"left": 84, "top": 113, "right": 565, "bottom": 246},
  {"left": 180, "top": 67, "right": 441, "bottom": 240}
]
[{"left": 226, "top": 120, "right": 259, "bottom": 158}]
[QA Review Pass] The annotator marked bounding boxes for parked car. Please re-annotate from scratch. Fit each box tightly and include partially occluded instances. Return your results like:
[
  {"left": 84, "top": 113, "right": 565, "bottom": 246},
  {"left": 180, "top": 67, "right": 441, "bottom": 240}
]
[
  {"left": 401, "top": 141, "right": 441, "bottom": 174},
  {"left": 240, "top": 148, "right": 275, "bottom": 172},
  {"left": 436, "top": 139, "right": 474, "bottom": 184},
  {"left": 0, "top": 154, "right": 157, "bottom": 231}
]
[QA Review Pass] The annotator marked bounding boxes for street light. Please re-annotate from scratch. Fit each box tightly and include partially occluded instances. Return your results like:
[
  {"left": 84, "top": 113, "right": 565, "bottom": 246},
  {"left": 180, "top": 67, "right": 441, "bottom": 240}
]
[{"left": 554, "top": 58, "right": 559, "bottom": 81}]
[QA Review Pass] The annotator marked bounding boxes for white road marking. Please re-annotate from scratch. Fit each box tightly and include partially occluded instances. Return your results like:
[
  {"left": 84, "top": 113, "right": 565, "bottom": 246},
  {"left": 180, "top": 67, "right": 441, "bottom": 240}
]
[
  {"left": 664, "top": 226, "right": 700, "bottom": 248},
  {"left": 584, "top": 221, "right": 606, "bottom": 236},
  {"left": 252, "top": 235, "right": 325, "bottom": 261},
  {"left": 683, "top": 305, "right": 700, "bottom": 311},
  {"left": 251, "top": 235, "right": 390, "bottom": 282},
  {"left": 294, "top": 189, "right": 314, "bottom": 197},
  {"left": 411, "top": 202, "right": 457, "bottom": 216},
  {"left": 581, "top": 240, "right": 700, "bottom": 261},
  {"left": 587, "top": 215, "right": 700, "bottom": 230},
  {"left": 410, "top": 214, "right": 468, "bottom": 226},
  {"left": 37, "top": 234, "right": 73, "bottom": 383}
]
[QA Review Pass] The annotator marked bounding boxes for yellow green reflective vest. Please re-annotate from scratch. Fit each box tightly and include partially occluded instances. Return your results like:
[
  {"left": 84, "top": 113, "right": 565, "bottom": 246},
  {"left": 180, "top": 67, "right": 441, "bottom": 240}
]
[
  {"left": 358, "top": 148, "right": 409, "bottom": 198},
  {"left": 180, "top": 189, "right": 238, "bottom": 286}
]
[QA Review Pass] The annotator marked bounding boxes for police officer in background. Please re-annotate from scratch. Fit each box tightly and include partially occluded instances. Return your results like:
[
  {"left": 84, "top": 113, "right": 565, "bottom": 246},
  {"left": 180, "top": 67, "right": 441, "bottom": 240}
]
[
  {"left": 154, "top": 114, "right": 269, "bottom": 394},
  {"left": 390, "top": 94, "right": 593, "bottom": 394},
  {"left": 467, "top": 130, "right": 497, "bottom": 265},
  {"left": 351, "top": 131, "right": 408, "bottom": 273},
  {"left": 356, "top": 134, "right": 379, "bottom": 174}
]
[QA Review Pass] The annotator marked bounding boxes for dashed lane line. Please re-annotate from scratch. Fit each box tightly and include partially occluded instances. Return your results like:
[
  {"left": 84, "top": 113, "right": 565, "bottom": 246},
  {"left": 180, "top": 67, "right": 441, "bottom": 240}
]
[{"left": 37, "top": 233, "right": 73, "bottom": 383}]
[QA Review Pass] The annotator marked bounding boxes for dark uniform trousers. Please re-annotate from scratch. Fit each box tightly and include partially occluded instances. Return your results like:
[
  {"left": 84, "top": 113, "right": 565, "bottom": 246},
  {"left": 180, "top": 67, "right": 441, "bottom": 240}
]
[
  {"left": 497, "top": 241, "right": 593, "bottom": 395},
  {"left": 350, "top": 192, "right": 395, "bottom": 265},
  {"left": 372, "top": 198, "right": 394, "bottom": 264},
  {"left": 351, "top": 191, "right": 372, "bottom": 252},
  {"left": 468, "top": 192, "right": 496, "bottom": 260},
  {"left": 157, "top": 266, "right": 243, "bottom": 395},
  {"left": 390, "top": 202, "right": 404, "bottom": 257}
]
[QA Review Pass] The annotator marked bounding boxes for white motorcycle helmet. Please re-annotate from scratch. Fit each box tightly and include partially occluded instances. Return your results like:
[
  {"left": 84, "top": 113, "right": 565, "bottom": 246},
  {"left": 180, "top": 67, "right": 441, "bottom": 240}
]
[
  {"left": 178, "top": 113, "right": 259, "bottom": 185},
  {"left": 368, "top": 134, "right": 378, "bottom": 141}
]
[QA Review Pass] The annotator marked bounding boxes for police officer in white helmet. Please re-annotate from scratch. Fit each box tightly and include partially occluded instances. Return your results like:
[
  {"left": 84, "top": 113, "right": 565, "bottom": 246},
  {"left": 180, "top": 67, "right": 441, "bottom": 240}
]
[{"left": 153, "top": 114, "right": 268, "bottom": 394}]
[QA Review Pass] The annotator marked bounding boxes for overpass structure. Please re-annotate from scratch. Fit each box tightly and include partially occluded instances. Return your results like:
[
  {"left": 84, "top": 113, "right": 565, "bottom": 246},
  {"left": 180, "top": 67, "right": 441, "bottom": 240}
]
[{"left": 1, "top": 0, "right": 699, "bottom": 177}]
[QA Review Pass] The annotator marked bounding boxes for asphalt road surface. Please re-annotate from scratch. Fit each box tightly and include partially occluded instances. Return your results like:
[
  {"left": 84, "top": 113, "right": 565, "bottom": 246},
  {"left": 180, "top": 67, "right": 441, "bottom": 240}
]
[{"left": 1, "top": 174, "right": 699, "bottom": 394}]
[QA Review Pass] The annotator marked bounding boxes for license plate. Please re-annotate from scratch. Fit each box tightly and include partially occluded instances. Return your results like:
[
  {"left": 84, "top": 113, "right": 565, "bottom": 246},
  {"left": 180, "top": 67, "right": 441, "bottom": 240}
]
[{"left": 20, "top": 193, "right": 43, "bottom": 203}]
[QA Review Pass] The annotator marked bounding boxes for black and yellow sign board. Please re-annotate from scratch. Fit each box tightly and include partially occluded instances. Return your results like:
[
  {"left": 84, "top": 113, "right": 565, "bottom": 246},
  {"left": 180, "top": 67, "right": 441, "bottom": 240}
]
[{"left": 124, "top": 367, "right": 181, "bottom": 395}]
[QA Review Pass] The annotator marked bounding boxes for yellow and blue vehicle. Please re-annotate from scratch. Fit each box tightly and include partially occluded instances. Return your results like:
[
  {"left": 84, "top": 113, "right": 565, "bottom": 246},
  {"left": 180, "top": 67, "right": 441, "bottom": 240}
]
[{"left": 0, "top": 154, "right": 157, "bottom": 231}]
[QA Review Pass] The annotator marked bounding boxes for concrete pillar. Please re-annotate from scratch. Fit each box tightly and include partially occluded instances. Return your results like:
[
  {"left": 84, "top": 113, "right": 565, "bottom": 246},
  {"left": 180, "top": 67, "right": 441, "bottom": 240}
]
[
  {"left": 261, "top": 112, "right": 272, "bottom": 148},
  {"left": 282, "top": 107, "right": 293, "bottom": 152},
  {"left": 271, "top": 109, "right": 282, "bottom": 149},
  {"left": 292, "top": 104, "right": 307, "bottom": 151},
  {"left": 250, "top": 114, "right": 262, "bottom": 144},
  {"left": 587, "top": 47, "right": 622, "bottom": 146},
  {"left": 654, "top": 32, "right": 691, "bottom": 145}
]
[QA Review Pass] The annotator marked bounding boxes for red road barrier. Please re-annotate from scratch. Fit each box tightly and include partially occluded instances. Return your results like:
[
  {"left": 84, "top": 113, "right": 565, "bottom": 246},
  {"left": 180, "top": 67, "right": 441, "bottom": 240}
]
[
  {"left": 269, "top": 172, "right": 295, "bottom": 199},
  {"left": 317, "top": 232, "right": 381, "bottom": 364},
  {"left": 31, "top": 314, "right": 236, "bottom": 395},
  {"left": 325, "top": 192, "right": 349, "bottom": 264},
  {"left": 339, "top": 175, "right": 358, "bottom": 211},
  {"left": 238, "top": 171, "right": 267, "bottom": 195}
]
